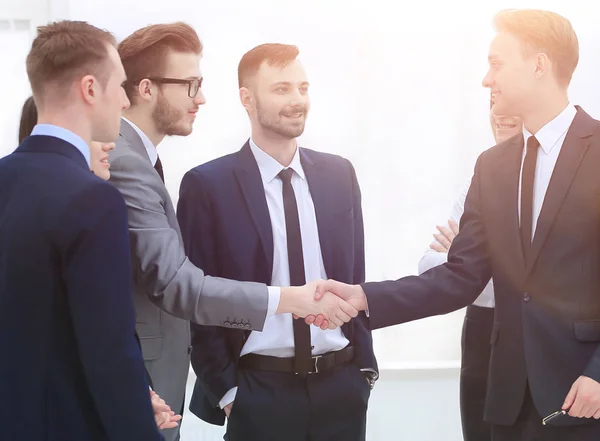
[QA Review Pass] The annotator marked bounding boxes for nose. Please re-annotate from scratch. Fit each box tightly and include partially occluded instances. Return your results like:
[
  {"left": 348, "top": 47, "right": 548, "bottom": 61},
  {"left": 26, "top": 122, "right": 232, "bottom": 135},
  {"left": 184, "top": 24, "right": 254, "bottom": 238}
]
[
  {"left": 482, "top": 69, "right": 494, "bottom": 88},
  {"left": 103, "top": 142, "right": 116, "bottom": 152},
  {"left": 290, "top": 88, "right": 308, "bottom": 107},
  {"left": 193, "top": 89, "right": 206, "bottom": 106},
  {"left": 122, "top": 88, "right": 131, "bottom": 110}
]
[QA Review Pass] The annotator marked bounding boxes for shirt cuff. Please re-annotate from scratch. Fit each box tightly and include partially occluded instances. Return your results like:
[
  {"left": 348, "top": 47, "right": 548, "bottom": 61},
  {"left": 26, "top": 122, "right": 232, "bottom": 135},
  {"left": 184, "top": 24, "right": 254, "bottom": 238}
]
[
  {"left": 219, "top": 387, "right": 238, "bottom": 409},
  {"left": 266, "top": 286, "right": 281, "bottom": 318},
  {"left": 360, "top": 368, "right": 379, "bottom": 381}
]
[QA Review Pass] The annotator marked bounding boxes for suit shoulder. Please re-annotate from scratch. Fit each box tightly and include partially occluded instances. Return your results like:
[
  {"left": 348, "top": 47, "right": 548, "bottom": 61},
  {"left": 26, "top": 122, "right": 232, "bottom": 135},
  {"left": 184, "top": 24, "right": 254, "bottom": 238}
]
[
  {"left": 477, "top": 134, "right": 519, "bottom": 163},
  {"left": 301, "top": 147, "right": 354, "bottom": 169},
  {"left": 184, "top": 152, "right": 239, "bottom": 180}
]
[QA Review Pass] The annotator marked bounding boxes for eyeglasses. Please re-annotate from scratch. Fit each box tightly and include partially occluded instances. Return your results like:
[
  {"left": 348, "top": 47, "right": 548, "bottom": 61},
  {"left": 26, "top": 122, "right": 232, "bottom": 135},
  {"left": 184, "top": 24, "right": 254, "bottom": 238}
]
[{"left": 132, "top": 77, "right": 203, "bottom": 98}]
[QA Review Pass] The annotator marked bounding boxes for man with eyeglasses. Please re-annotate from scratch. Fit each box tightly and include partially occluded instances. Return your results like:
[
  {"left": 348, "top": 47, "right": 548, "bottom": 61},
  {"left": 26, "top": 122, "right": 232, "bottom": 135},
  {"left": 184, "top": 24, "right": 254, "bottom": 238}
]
[{"left": 110, "top": 23, "right": 358, "bottom": 441}]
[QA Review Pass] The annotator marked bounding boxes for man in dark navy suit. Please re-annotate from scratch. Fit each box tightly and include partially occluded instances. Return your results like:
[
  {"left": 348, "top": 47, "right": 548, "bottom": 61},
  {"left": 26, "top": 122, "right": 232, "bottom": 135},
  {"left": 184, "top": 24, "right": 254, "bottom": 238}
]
[
  {"left": 316, "top": 9, "right": 600, "bottom": 441},
  {"left": 178, "top": 43, "right": 377, "bottom": 441},
  {"left": 0, "top": 21, "right": 166, "bottom": 441}
]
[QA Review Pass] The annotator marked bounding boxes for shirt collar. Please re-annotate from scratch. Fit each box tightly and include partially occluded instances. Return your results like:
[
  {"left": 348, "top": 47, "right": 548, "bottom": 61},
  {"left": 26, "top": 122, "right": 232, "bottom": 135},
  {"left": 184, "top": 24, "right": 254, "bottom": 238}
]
[
  {"left": 522, "top": 103, "right": 577, "bottom": 154},
  {"left": 121, "top": 116, "right": 158, "bottom": 166},
  {"left": 249, "top": 138, "right": 305, "bottom": 184},
  {"left": 30, "top": 124, "right": 91, "bottom": 167}
]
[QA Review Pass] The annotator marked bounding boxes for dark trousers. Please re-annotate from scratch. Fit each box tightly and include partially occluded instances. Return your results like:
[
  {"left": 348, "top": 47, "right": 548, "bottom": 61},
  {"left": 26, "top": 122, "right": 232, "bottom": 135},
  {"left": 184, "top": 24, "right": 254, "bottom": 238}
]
[
  {"left": 225, "top": 363, "right": 370, "bottom": 441},
  {"left": 492, "top": 384, "right": 600, "bottom": 441},
  {"left": 460, "top": 305, "right": 494, "bottom": 441}
]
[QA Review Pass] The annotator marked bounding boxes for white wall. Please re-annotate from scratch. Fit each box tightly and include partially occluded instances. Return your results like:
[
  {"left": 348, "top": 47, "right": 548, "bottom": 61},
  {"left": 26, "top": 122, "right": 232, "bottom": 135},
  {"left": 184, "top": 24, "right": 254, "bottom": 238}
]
[{"left": 3, "top": 1, "right": 600, "bottom": 439}]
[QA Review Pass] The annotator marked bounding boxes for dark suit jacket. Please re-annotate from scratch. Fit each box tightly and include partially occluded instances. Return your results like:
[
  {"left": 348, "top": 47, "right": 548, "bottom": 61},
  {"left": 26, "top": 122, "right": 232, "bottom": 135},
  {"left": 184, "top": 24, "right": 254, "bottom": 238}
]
[
  {"left": 363, "top": 107, "right": 600, "bottom": 427},
  {"left": 0, "top": 135, "right": 162, "bottom": 441},
  {"left": 177, "top": 142, "right": 378, "bottom": 425}
]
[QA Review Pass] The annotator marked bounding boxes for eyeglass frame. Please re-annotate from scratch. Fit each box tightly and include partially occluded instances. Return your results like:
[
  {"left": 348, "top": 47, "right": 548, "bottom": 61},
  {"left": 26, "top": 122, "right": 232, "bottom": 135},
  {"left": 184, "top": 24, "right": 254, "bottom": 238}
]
[{"left": 130, "top": 77, "right": 203, "bottom": 98}]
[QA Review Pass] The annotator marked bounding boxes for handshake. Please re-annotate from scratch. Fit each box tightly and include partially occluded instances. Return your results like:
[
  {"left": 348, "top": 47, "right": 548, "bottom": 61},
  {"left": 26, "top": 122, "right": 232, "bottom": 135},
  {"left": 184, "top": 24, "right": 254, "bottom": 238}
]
[{"left": 276, "top": 280, "right": 368, "bottom": 329}]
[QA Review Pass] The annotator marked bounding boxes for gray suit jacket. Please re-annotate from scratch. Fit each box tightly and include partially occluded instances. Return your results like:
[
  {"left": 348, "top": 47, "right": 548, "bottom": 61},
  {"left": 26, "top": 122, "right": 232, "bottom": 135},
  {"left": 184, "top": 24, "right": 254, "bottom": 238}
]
[{"left": 108, "top": 120, "right": 270, "bottom": 439}]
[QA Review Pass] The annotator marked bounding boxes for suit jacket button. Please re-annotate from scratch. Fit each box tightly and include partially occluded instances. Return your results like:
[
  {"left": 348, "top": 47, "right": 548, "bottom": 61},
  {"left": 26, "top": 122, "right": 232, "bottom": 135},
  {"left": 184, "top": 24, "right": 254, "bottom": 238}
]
[
  {"left": 224, "top": 321, "right": 231, "bottom": 327},
  {"left": 244, "top": 324, "right": 251, "bottom": 329},
  {"left": 523, "top": 293, "right": 531, "bottom": 302}
]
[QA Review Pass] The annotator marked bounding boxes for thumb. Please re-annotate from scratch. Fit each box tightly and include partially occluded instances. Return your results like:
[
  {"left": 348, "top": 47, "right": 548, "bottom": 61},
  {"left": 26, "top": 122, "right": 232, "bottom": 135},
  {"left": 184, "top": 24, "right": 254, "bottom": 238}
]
[
  {"left": 563, "top": 379, "right": 579, "bottom": 410},
  {"left": 314, "top": 280, "right": 328, "bottom": 301}
]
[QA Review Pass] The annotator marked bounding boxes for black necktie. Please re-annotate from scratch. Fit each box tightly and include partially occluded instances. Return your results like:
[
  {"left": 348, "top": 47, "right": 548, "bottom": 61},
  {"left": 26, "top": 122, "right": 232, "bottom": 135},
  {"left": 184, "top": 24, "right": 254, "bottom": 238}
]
[
  {"left": 279, "top": 168, "right": 312, "bottom": 376},
  {"left": 154, "top": 156, "right": 165, "bottom": 183},
  {"left": 520, "top": 135, "right": 539, "bottom": 263}
]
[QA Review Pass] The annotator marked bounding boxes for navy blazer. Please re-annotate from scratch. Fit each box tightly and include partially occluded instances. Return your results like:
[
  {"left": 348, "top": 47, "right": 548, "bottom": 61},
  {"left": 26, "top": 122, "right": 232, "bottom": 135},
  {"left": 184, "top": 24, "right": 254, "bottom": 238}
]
[
  {"left": 177, "top": 142, "right": 378, "bottom": 425},
  {"left": 0, "top": 136, "right": 162, "bottom": 441},
  {"left": 364, "top": 107, "right": 600, "bottom": 427}
]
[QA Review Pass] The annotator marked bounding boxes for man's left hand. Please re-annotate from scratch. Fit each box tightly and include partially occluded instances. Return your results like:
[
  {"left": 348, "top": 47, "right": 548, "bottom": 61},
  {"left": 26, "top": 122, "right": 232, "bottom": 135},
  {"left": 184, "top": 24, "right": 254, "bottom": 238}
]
[{"left": 562, "top": 376, "right": 600, "bottom": 419}]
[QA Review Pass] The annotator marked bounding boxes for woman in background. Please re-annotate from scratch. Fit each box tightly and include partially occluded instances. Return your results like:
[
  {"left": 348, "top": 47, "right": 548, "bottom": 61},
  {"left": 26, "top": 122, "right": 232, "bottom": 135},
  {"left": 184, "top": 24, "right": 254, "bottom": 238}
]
[
  {"left": 417, "top": 99, "right": 522, "bottom": 441},
  {"left": 18, "top": 95, "right": 180, "bottom": 430}
]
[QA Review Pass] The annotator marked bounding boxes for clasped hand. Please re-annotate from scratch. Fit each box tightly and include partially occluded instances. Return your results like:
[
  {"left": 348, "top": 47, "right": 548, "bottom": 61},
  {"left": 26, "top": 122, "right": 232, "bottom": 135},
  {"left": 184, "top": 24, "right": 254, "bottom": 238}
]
[{"left": 281, "top": 280, "right": 367, "bottom": 330}]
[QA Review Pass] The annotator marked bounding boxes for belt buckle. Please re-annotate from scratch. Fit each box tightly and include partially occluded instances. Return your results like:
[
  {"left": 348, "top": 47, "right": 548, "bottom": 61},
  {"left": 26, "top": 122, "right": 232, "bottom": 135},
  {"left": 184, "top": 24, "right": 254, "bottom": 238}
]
[{"left": 310, "top": 355, "right": 322, "bottom": 374}]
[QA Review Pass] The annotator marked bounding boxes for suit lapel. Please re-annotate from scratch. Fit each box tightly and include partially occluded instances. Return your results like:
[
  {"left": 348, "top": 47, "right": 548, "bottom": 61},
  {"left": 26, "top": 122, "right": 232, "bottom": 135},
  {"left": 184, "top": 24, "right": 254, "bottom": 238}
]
[
  {"left": 234, "top": 142, "right": 274, "bottom": 275},
  {"left": 527, "top": 108, "right": 595, "bottom": 273},
  {"left": 301, "top": 149, "right": 334, "bottom": 278},
  {"left": 496, "top": 135, "right": 527, "bottom": 277}
]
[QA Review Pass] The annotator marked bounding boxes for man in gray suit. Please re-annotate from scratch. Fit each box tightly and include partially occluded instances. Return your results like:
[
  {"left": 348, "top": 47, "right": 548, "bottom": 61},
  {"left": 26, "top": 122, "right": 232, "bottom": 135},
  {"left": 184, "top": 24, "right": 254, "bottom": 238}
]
[{"left": 109, "top": 22, "right": 357, "bottom": 441}]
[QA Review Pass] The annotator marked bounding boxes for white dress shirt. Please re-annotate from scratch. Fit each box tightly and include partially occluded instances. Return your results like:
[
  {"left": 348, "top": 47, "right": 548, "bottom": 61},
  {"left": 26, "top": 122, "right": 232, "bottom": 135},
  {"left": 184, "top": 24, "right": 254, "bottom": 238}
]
[
  {"left": 518, "top": 104, "right": 577, "bottom": 239},
  {"left": 219, "top": 139, "right": 349, "bottom": 408},
  {"left": 418, "top": 178, "right": 496, "bottom": 308},
  {"left": 121, "top": 117, "right": 158, "bottom": 166}
]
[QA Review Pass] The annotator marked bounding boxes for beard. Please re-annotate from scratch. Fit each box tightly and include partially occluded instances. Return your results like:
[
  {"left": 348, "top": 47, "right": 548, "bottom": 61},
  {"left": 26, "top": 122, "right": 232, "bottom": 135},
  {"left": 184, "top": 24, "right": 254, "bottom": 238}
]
[
  {"left": 152, "top": 91, "right": 189, "bottom": 137},
  {"left": 256, "top": 98, "right": 308, "bottom": 139}
]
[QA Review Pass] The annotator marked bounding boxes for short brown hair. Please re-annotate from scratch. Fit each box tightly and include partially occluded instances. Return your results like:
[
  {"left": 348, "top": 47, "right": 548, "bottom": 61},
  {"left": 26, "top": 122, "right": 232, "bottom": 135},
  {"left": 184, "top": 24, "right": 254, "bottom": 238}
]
[
  {"left": 238, "top": 43, "right": 299, "bottom": 88},
  {"left": 18, "top": 96, "right": 38, "bottom": 144},
  {"left": 494, "top": 9, "right": 579, "bottom": 86},
  {"left": 118, "top": 22, "right": 202, "bottom": 102},
  {"left": 26, "top": 21, "right": 116, "bottom": 106}
]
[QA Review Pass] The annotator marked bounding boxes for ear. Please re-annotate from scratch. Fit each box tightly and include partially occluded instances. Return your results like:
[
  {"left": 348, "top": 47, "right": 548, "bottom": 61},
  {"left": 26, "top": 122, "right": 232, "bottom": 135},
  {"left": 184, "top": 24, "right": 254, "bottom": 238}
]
[
  {"left": 80, "top": 75, "right": 97, "bottom": 105},
  {"left": 136, "top": 78, "right": 155, "bottom": 102},
  {"left": 239, "top": 87, "right": 253, "bottom": 111},
  {"left": 534, "top": 52, "right": 550, "bottom": 79}
]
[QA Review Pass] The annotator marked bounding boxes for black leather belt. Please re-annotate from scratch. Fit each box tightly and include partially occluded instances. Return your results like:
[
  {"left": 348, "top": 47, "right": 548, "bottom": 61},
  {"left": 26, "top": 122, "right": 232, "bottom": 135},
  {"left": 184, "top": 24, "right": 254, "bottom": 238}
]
[{"left": 238, "top": 346, "right": 354, "bottom": 375}]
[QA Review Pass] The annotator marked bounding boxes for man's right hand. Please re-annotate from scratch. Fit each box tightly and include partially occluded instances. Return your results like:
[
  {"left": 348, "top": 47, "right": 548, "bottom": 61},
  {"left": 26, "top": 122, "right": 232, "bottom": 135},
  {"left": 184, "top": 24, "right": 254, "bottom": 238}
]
[{"left": 277, "top": 280, "right": 359, "bottom": 329}]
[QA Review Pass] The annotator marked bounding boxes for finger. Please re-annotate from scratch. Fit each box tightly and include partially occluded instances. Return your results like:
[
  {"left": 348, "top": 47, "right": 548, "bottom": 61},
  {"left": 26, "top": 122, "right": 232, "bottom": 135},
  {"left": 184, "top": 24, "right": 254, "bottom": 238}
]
[
  {"left": 159, "top": 421, "right": 179, "bottom": 429},
  {"left": 584, "top": 404, "right": 596, "bottom": 419},
  {"left": 304, "top": 314, "right": 316, "bottom": 325},
  {"left": 338, "top": 299, "right": 358, "bottom": 319},
  {"left": 154, "top": 403, "right": 172, "bottom": 413},
  {"left": 568, "top": 396, "right": 584, "bottom": 417},
  {"left": 292, "top": 314, "right": 299, "bottom": 320},
  {"left": 328, "top": 314, "right": 344, "bottom": 328},
  {"left": 321, "top": 319, "right": 330, "bottom": 330},
  {"left": 593, "top": 408, "right": 600, "bottom": 419},
  {"left": 313, "top": 314, "right": 325, "bottom": 327},
  {"left": 430, "top": 241, "right": 447, "bottom": 253},
  {"left": 436, "top": 225, "right": 455, "bottom": 242},
  {"left": 448, "top": 218, "right": 459, "bottom": 235},
  {"left": 563, "top": 381, "right": 579, "bottom": 410},
  {"left": 433, "top": 233, "right": 451, "bottom": 250},
  {"left": 334, "top": 308, "right": 351, "bottom": 324},
  {"left": 327, "top": 320, "right": 337, "bottom": 330}
]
